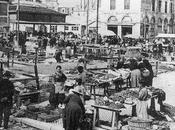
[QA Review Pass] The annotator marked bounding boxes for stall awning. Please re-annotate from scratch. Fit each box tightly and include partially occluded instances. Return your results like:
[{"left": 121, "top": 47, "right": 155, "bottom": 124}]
[
  {"left": 156, "top": 33, "right": 175, "bottom": 38},
  {"left": 10, "top": 20, "right": 75, "bottom": 25},
  {"left": 9, "top": 5, "right": 67, "bottom": 16},
  {"left": 124, "top": 34, "right": 142, "bottom": 39}
]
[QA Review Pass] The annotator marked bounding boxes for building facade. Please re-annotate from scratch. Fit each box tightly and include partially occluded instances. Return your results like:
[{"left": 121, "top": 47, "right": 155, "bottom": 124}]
[
  {"left": 0, "top": 0, "right": 10, "bottom": 37},
  {"left": 97, "top": 0, "right": 175, "bottom": 38},
  {"left": 9, "top": 0, "right": 67, "bottom": 33}
]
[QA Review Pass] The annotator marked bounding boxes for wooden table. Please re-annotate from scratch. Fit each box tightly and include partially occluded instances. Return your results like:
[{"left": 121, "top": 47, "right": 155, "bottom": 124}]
[
  {"left": 19, "top": 91, "right": 40, "bottom": 103},
  {"left": 92, "top": 105, "right": 122, "bottom": 130}
]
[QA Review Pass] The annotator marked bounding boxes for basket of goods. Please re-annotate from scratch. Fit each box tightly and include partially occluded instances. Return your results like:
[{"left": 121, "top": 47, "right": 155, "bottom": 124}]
[{"left": 128, "top": 117, "right": 152, "bottom": 130}]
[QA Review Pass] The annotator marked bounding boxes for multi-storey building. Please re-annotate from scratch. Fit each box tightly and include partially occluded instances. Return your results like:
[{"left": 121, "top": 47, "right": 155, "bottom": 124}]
[
  {"left": 65, "top": 0, "right": 175, "bottom": 38},
  {"left": 97, "top": 0, "right": 175, "bottom": 38},
  {"left": 0, "top": 0, "right": 10, "bottom": 37}
]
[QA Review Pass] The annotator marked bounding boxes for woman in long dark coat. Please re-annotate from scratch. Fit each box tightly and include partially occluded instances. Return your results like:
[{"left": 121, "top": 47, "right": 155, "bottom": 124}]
[
  {"left": 64, "top": 86, "right": 85, "bottom": 130},
  {"left": 143, "top": 59, "right": 154, "bottom": 86}
]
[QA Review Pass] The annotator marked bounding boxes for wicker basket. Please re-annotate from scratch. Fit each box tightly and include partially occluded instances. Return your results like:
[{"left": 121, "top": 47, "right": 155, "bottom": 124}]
[{"left": 128, "top": 117, "right": 152, "bottom": 130}]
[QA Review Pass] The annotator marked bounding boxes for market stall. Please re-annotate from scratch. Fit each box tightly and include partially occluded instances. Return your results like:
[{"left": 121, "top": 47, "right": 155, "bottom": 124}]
[{"left": 91, "top": 86, "right": 167, "bottom": 130}]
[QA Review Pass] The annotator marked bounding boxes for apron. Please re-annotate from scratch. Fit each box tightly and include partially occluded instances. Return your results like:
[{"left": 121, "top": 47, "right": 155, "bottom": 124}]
[{"left": 55, "top": 82, "right": 64, "bottom": 94}]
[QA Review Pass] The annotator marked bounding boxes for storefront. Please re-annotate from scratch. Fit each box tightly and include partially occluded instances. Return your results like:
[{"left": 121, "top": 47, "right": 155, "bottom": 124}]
[
  {"left": 0, "top": 0, "right": 9, "bottom": 37},
  {"left": 121, "top": 16, "right": 133, "bottom": 36},
  {"left": 107, "top": 16, "right": 118, "bottom": 35}
]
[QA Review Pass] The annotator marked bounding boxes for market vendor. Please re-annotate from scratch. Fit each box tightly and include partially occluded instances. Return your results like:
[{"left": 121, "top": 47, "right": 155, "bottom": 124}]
[
  {"left": 52, "top": 65, "right": 67, "bottom": 107},
  {"left": 54, "top": 49, "right": 63, "bottom": 63},
  {"left": 0, "top": 71, "right": 14, "bottom": 129},
  {"left": 77, "top": 66, "right": 88, "bottom": 92},
  {"left": 63, "top": 86, "right": 85, "bottom": 130},
  {"left": 77, "top": 56, "right": 88, "bottom": 70}
]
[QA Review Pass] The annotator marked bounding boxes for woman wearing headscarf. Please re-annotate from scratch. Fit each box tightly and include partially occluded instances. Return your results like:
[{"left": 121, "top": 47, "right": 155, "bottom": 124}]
[{"left": 64, "top": 86, "right": 85, "bottom": 130}]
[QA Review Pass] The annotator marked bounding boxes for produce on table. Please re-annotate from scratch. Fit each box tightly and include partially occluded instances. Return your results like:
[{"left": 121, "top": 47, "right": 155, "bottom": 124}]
[
  {"left": 109, "top": 89, "right": 139, "bottom": 103},
  {"left": 96, "top": 97, "right": 125, "bottom": 109}
]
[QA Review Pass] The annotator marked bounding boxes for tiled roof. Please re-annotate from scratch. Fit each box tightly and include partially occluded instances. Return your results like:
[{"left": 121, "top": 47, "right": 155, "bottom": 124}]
[{"left": 9, "top": 4, "right": 67, "bottom": 15}]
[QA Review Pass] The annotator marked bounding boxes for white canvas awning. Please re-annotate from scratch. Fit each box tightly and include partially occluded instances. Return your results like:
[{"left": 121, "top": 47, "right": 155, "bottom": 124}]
[
  {"left": 156, "top": 33, "right": 175, "bottom": 38},
  {"left": 124, "top": 34, "right": 141, "bottom": 39},
  {"left": 98, "top": 29, "right": 116, "bottom": 36}
]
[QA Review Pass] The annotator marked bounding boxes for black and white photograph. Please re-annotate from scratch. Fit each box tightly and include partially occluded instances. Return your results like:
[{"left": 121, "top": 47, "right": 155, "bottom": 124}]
[{"left": 0, "top": 0, "right": 175, "bottom": 129}]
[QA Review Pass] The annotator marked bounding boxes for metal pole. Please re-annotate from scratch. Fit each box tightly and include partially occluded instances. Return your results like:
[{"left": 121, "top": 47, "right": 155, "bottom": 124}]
[
  {"left": 34, "top": 48, "right": 40, "bottom": 90},
  {"left": 17, "top": 0, "right": 20, "bottom": 47},
  {"left": 86, "top": 0, "right": 89, "bottom": 44},
  {"left": 96, "top": 0, "right": 99, "bottom": 44}
]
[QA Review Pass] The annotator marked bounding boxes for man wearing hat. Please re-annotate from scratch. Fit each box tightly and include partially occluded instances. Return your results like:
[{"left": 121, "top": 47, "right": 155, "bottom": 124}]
[
  {"left": 0, "top": 71, "right": 14, "bottom": 129},
  {"left": 64, "top": 86, "right": 85, "bottom": 130}
]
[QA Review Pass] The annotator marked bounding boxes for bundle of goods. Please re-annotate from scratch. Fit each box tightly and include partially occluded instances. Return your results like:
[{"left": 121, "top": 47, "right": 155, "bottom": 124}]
[
  {"left": 110, "top": 69, "right": 131, "bottom": 79},
  {"left": 65, "top": 69, "right": 78, "bottom": 75},
  {"left": 24, "top": 104, "right": 41, "bottom": 120},
  {"left": 14, "top": 82, "right": 36, "bottom": 94},
  {"left": 162, "top": 103, "right": 175, "bottom": 121},
  {"left": 96, "top": 97, "right": 125, "bottom": 109},
  {"left": 86, "top": 76, "right": 99, "bottom": 85},
  {"left": 150, "top": 87, "right": 166, "bottom": 104},
  {"left": 159, "top": 64, "right": 175, "bottom": 71},
  {"left": 39, "top": 82, "right": 55, "bottom": 102},
  {"left": 37, "top": 107, "right": 62, "bottom": 122},
  {"left": 152, "top": 121, "right": 170, "bottom": 130},
  {"left": 5, "top": 71, "right": 16, "bottom": 78},
  {"left": 109, "top": 89, "right": 139, "bottom": 103},
  {"left": 96, "top": 73, "right": 117, "bottom": 82}
]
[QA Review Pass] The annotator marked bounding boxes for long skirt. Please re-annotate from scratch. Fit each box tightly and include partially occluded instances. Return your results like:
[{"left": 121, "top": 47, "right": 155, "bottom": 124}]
[{"left": 136, "top": 100, "right": 148, "bottom": 120}]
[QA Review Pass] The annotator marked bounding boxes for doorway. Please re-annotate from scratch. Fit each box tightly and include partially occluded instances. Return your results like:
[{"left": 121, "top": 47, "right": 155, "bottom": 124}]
[
  {"left": 107, "top": 25, "right": 118, "bottom": 35},
  {"left": 122, "top": 25, "right": 132, "bottom": 36}
]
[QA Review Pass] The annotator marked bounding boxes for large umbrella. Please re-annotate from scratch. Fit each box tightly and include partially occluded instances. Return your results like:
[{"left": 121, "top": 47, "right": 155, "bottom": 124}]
[
  {"left": 98, "top": 29, "right": 116, "bottom": 36},
  {"left": 124, "top": 34, "right": 142, "bottom": 39},
  {"left": 156, "top": 33, "right": 175, "bottom": 38}
]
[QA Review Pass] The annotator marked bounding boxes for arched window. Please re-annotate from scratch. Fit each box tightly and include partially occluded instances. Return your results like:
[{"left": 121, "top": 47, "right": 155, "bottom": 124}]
[
  {"left": 122, "top": 16, "right": 132, "bottom": 24},
  {"left": 158, "top": 18, "right": 162, "bottom": 33},
  {"left": 164, "top": 18, "right": 168, "bottom": 33},
  {"left": 143, "top": 16, "right": 149, "bottom": 24},
  {"left": 169, "top": 18, "right": 173, "bottom": 33},
  {"left": 150, "top": 16, "right": 156, "bottom": 36},
  {"left": 108, "top": 16, "right": 118, "bottom": 25}
]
